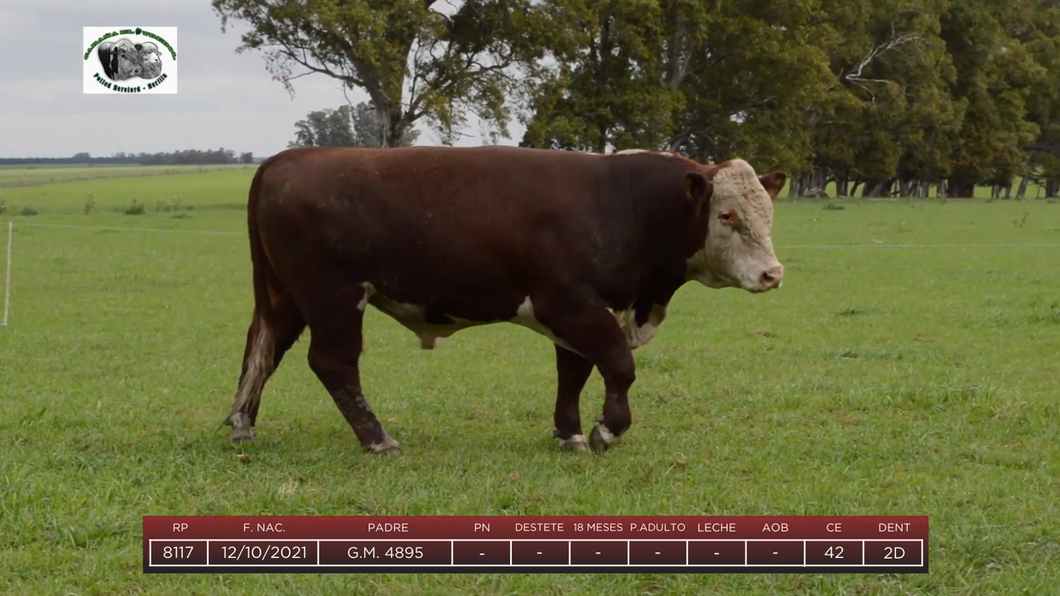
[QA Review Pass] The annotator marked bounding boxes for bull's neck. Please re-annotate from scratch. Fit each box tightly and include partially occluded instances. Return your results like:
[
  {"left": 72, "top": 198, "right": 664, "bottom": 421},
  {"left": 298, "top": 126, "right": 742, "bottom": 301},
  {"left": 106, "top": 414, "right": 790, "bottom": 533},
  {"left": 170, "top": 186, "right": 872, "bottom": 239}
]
[{"left": 596, "top": 156, "right": 700, "bottom": 313}]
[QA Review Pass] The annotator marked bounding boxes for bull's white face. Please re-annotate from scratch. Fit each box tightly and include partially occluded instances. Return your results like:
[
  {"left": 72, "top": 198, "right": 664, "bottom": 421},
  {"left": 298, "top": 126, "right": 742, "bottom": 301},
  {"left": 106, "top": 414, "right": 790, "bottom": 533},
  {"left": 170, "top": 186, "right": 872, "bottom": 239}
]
[
  {"left": 113, "top": 40, "right": 142, "bottom": 79},
  {"left": 687, "top": 159, "right": 786, "bottom": 293}
]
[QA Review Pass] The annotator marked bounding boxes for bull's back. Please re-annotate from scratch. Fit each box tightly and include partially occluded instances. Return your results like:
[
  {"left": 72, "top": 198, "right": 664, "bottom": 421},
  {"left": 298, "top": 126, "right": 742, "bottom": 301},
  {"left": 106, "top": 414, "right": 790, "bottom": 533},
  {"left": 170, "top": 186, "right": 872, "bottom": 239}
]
[{"left": 253, "top": 146, "right": 602, "bottom": 308}]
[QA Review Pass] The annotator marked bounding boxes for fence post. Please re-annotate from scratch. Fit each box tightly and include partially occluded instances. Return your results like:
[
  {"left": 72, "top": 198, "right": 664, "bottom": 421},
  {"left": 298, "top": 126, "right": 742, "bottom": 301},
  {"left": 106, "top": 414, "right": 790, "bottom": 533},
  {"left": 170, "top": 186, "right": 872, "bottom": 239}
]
[{"left": 2, "top": 221, "right": 11, "bottom": 327}]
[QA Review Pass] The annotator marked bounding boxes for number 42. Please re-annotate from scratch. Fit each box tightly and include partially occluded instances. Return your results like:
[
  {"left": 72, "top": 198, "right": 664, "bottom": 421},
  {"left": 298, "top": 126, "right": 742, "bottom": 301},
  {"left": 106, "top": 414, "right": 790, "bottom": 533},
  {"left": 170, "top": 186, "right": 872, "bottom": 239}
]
[{"left": 824, "top": 546, "right": 844, "bottom": 558}]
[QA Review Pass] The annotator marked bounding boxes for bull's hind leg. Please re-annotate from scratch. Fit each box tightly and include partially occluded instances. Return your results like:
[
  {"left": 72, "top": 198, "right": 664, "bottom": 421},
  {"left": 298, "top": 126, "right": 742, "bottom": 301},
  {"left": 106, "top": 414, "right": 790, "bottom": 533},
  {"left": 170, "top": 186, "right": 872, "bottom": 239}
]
[
  {"left": 553, "top": 345, "right": 594, "bottom": 452},
  {"left": 225, "top": 297, "right": 305, "bottom": 443},
  {"left": 305, "top": 289, "right": 400, "bottom": 456}
]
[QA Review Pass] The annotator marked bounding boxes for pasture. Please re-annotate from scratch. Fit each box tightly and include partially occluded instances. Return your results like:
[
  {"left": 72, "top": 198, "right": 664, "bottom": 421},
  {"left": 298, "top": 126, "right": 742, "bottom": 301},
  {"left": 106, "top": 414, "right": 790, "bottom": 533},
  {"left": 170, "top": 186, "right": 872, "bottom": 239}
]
[{"left": 1, "top": 166, "right": 1058, "bottom": 595}]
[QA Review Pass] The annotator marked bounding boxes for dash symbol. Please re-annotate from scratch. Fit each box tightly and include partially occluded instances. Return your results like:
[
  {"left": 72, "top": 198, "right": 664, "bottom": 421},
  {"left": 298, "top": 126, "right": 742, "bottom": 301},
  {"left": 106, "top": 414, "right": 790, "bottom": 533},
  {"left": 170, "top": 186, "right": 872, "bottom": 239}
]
[
  {"left": 773, "top": 552, "right": 778, "bottom": 555},
  {"left": 595, "top": 551, "right": 601, "bottom": 555}
]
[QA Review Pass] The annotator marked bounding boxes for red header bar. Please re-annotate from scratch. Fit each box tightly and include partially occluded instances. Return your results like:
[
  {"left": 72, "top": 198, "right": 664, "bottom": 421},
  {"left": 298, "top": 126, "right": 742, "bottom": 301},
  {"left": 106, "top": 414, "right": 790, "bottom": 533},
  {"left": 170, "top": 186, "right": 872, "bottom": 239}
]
[{"left": 144, "top": 516, "right": 927, "bottom": 540}]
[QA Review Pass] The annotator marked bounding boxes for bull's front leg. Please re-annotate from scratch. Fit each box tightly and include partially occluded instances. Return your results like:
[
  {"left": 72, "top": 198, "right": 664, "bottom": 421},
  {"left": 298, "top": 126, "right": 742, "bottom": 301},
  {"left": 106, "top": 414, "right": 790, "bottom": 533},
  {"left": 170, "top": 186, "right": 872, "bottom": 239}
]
[
  {"left": 587, "top": 348, "right": 633, "bottom": 452},
  {"left": 535, "top": 296, "right": 635, "bottom": 453}
]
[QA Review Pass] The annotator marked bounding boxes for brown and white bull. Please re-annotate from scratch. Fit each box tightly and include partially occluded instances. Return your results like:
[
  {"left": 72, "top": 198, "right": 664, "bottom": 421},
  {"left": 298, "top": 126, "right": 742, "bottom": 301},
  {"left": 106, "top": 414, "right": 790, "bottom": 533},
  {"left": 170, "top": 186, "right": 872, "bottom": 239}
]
[{"left": 222, "top": 146, "right": 786, "bottom": 454}]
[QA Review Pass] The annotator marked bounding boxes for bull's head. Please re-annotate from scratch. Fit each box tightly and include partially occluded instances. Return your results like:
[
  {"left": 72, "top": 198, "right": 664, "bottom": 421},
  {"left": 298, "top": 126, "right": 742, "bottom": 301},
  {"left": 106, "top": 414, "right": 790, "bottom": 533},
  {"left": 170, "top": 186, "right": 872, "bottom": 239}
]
[
  {"left": 684, "top": 159, "right": 786, "bottom": 293},
  {"left": 112, "top": 39, "right": 142, "bottom": 79}
]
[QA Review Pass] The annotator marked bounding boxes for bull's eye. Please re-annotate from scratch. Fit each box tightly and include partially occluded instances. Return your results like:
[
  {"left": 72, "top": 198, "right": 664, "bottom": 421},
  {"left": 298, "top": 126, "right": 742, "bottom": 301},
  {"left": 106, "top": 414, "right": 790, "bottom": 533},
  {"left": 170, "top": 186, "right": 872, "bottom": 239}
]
[{"left": 718, "top": 210, "right": 738, "bottom": 228}]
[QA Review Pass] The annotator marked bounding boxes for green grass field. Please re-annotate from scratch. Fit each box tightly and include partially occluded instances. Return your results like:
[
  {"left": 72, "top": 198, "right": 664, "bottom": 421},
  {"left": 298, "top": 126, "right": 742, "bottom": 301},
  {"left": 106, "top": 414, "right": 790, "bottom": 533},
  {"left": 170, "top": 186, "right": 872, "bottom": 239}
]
[
  {"left": 1, "top": 166, "right": 1058, "bottom": 595},
  {"left": 0, "top": 163, "right": 251, "bottom": 189}
]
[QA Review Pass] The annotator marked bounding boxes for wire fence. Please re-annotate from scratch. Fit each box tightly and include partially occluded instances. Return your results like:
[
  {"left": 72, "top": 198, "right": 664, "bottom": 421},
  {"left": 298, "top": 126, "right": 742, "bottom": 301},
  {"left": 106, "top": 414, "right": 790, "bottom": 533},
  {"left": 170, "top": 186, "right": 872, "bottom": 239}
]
[
  {"left": 3, "top": 219, "right": 1059, "bottom": 329},
  {"left": 8, "top": 220, "right": 1060, "bottom": 248}
]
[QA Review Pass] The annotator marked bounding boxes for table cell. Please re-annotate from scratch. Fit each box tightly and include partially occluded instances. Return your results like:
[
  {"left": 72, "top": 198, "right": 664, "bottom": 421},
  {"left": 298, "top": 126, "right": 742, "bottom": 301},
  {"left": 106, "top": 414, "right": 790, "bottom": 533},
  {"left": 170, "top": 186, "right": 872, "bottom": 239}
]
[
  {"left": 512, "top": 541, "right": 568, "bottom": 565},
  {"left": 318, "top": 541, "right": 451, "bottom": 565},
  {"left": 805, "top": 541, "right": 863, "bottom": 566},
  {"left": 570, "top": 541, "right": 628, "bottom": 565},
  {"left": 629, "top": 541, "right": 685, "bottom": 566},
  {"left": 208, "top": 541, "right": 317, "bottom": 565},
  {"left": 747, "top": 541, "right": 803, "bottom": 565},
  {"left": 864, "top": 540, "right": 922, "bottom": 566},
  {"left": 453, "top": 540, "right": 510, "bottom": 565},
  {"left": 150, "top": 540, "right": 207, "bottom": 565},
  {"left": 688, "top": 540, "right": 745, "bottom": 565}
]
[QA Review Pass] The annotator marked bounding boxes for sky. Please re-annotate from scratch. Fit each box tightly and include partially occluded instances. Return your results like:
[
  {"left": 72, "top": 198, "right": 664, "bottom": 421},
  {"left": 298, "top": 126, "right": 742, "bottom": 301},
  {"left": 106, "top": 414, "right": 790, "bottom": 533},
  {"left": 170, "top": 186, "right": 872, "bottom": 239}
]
[{"left": 0, "top": 0, "right": 525, "bottom": 159}]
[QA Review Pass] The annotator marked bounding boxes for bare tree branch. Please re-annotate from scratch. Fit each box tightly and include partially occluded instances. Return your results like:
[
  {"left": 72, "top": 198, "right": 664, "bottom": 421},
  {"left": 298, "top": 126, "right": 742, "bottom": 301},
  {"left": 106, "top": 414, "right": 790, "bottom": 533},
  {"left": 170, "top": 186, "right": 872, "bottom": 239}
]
[{"left": 838, "top": 18, "right": 927, "bottom": 100}]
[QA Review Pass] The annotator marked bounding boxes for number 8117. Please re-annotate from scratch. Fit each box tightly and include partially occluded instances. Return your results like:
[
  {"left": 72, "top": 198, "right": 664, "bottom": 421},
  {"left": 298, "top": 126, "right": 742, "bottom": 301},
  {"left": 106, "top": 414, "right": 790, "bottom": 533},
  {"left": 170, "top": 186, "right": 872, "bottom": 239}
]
[{"left": 162, "top": 545, "right": 195, "bottom": 559}]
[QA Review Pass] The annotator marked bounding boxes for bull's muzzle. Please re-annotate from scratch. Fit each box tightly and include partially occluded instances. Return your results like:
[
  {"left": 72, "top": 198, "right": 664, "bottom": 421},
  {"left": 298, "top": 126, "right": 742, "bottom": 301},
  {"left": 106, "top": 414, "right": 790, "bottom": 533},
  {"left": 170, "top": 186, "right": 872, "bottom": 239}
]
[{"left": 758, "top": 265, "right": 784, "bottom": 291}]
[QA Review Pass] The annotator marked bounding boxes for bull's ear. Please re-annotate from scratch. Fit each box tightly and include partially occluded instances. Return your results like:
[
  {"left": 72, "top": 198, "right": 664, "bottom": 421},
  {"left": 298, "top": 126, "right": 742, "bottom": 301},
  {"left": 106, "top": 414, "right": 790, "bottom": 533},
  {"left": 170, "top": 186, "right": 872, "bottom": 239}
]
[
  {"left": 758, "top": 171, "right": 786, "bottom": 201},
  {"left": 684, "top": 172, "right": 713, "bottom": 209}
]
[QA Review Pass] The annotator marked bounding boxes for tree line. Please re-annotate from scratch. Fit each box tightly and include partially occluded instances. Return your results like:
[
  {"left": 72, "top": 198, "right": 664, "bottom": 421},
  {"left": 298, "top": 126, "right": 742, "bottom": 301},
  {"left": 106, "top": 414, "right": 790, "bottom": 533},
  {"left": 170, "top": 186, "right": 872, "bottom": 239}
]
[
  {"left": 0, "top": 149, "right": 256, "bottom": 166},
  {"left": 214, "top": 0, "right": 1060, "bottom": 198}
]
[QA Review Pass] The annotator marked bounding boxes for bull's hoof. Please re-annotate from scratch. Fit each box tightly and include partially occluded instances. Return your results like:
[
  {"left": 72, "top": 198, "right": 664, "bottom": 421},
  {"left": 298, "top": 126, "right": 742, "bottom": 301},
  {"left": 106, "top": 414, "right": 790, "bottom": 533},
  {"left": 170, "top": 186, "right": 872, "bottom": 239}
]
[
  {"left": 589, "top": 425, "right": 620, "bottom": 452},
  {"left": 366, "top": 435, "right": 402, "bottom": 456},
  {"left": 227, "top": 413, "right": 255, "bottom": 444},
  {"left": 559, "top": 434, "right": 589, "bottom": 452},
  {"left": 229, "top": 427, "right": 255, "bottom": 444}
]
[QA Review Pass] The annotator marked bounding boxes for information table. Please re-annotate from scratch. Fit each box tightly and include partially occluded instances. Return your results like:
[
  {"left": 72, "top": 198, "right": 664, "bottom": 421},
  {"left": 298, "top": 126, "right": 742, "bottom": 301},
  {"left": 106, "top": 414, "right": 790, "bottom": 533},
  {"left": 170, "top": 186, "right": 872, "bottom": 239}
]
[{"left": 143, "top": 516, "right": 928, "bottom": 574}]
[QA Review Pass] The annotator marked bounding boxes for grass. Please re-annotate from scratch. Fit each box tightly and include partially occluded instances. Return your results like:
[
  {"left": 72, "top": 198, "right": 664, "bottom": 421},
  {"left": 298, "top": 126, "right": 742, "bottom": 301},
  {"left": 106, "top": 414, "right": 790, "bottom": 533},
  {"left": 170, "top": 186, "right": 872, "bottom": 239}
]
[
  {"left": 0, "top": 167, "right": 1058, "bottom": 595},
  {"left": 0, "top": 163, "right": 252, "bottom": 189}
]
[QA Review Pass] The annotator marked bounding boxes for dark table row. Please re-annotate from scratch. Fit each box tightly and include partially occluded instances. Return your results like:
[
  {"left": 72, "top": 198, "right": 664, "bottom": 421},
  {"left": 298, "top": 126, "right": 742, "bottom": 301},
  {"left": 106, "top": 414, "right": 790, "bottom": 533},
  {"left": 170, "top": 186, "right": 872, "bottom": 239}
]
[{"left": 148, "top": 539, "right": 923, "bottom": 567}]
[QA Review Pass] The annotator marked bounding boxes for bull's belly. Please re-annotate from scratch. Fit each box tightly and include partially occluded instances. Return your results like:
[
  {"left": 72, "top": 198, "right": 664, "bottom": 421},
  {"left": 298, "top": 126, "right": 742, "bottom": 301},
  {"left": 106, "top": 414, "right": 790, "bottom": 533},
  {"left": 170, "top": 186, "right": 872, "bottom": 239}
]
[
  {"left": 361, "top": 283, "right": 490, "bottom": 349},
  {"left": 360, "top": 283, "right": 667, "bottom": 352}
]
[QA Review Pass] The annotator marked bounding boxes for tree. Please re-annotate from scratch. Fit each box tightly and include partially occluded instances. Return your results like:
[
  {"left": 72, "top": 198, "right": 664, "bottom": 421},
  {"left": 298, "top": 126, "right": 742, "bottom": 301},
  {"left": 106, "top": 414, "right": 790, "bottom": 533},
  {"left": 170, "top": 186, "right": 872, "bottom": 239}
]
[
  {"left": 1020, "top": 1, "right": 1060, "bottom": 198},
  {"left": 290, "top": 105, "right": 357, "bottom": 147},
  {"left": 940, "top": 0, "right": 1042, "bottom": 197},
  {"left": 350, "top": 102, "right": 420, "bottom": 147},
  {"left": 519, "top": 0, "right": 680, "bottom": 153},
  {"left": 805, "top": 1, "right": 963, "bottom": 198},
  {"left": 240, "top": 152, "right": 255, "bottom": 164},
  {"left": 665, "top": 0, "right": 834, "bottom": 172},
  {"left": 290, "top": 103, "right": 421, "bottom": 148},
  {"left": 212, "top": 0, "right": 552, "bottom": 147}
]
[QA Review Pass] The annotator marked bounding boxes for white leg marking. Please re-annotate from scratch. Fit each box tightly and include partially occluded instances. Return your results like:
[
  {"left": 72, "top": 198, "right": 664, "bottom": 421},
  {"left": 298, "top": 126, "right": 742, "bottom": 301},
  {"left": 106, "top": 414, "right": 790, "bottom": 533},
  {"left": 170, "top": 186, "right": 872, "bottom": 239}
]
[
  {"left": 367, "top": 432, "right": 401, "bottom": 455},
  {"left": 228, "top": 322, "right": 275, "bottom": 442},
  {"left": 590, "top": 424, "right": 621, "bottom": 451},
  {"left": 596, "top": 426, "right": 618, "bottom": 444},
  {"left": 559, "top": 434, "right": 589, "bottom": 452}
]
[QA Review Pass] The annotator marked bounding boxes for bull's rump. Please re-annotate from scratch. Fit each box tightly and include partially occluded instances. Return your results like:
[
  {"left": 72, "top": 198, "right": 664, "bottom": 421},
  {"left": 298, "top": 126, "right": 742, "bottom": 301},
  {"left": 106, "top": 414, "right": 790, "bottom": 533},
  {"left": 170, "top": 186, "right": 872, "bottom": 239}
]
[{"left": 254, "top": 146, "right": 603, "bottom": 320}]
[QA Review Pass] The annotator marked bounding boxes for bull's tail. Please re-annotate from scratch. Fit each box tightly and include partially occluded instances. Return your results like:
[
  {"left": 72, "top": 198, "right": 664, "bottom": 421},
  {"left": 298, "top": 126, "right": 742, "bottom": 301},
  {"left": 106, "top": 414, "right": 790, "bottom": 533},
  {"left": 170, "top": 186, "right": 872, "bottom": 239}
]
[{"left": 222, "top": 156, "right": 305, "bottom": 442}]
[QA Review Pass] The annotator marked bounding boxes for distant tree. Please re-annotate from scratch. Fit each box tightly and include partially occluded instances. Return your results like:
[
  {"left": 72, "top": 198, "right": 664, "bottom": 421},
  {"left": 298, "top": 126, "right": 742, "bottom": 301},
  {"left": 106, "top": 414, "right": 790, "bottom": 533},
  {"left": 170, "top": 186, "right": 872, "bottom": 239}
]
[
  {"left": 350, "top": 102, "right": 420, "bottom": 147},
  {"left": 290, "top": 103, "right": 420, "bottom": 148},
  {"left": 239, "top": 151, "right": 254, "bottom": 164},
  {"left": 289, "top": 106, "right": 356, "bottom": 147}
]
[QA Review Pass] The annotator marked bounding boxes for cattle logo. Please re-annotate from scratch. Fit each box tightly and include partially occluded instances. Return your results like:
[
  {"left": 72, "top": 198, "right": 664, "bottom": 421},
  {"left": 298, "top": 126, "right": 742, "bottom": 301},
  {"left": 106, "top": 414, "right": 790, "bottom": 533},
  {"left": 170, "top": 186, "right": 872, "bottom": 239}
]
[{"left": 83, "top": 27, "right": 178, "bottom": 94}]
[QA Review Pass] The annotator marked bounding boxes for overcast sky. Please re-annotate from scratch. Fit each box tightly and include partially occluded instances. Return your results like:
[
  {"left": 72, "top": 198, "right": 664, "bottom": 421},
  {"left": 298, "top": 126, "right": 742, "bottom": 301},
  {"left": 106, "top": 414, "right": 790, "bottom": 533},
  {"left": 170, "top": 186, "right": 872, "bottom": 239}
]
[{"left": 0, "top": 0, "right": 525, "bottom": 158}]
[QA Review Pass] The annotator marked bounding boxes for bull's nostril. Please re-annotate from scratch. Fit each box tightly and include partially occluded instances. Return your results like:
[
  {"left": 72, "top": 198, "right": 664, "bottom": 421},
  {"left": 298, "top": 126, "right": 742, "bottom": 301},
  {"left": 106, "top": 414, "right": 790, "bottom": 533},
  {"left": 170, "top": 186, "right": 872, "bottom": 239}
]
[{"left": 760, "top": 266, "right": 784, "bottom": 288}]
